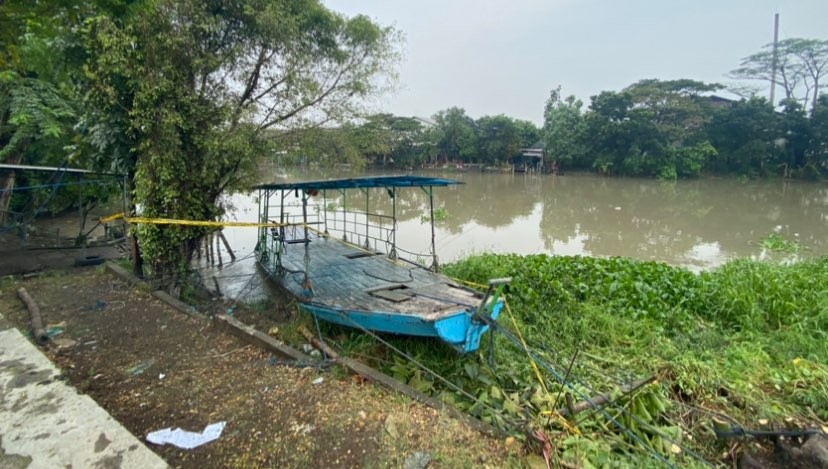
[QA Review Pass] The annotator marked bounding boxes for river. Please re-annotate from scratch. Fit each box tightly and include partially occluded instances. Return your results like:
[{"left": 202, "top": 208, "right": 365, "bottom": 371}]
[{"left": 206, "top": 170, "right": 828, "bottom": 298}]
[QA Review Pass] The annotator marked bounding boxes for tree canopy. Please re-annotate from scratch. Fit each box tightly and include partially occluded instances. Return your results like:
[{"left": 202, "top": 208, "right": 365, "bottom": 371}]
[
  {"left": 730, "top": 38, "right": 828, "bottom": 109},
  {"left": 1, "top": 0, "right": 401, "bottom": 288}
]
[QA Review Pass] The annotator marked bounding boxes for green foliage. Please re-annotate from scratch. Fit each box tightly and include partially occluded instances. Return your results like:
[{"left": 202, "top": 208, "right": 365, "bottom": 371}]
[
  {"left": 543, "top": 87, "right": 587, "bottom": 167},
  {"left": 705, "top": 97, "right": 778, "bottom": 175},
  {"left": 758, "top": 233, "right": 802, "bottom": 253},
  {"left": 74, "top": 0, "right": 400, "bottom": 287},
  {"left": 419, "top": 206, "right": 448, "bottom": 224},
  {"left": 431, "top": 107, "right": 479, "bottom": 163},
  {"left": 331, "top": 253, "right": 828, "bottom": 465}
]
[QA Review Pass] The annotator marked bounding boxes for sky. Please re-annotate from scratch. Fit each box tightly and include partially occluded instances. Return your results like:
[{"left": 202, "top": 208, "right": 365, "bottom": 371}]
[{"left": 324, "top": 0, "right": 827, "bottom": 125}]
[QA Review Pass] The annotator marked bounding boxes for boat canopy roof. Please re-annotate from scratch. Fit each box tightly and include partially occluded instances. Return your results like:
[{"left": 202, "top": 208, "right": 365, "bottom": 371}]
[{"left": 254, "top": 175, "right": 462, "bottom": 191}]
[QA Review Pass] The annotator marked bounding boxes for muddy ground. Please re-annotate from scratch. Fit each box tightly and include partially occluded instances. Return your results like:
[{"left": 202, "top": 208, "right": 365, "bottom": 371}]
[{"left": 0, "top": 267, "right": 522, "bottom": 468}]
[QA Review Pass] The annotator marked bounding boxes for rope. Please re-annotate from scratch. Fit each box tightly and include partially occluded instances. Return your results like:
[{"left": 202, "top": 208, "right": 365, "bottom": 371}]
[
  {"left": 323, "top": 308, "right": 523, "bottom": 430},
  {"left": 503, "top": 298, "right": 580, "bottom": 435},
  {"left": 98, "top": 210, "right": 705, "bottom": 465},
  {"left": 490, "top": 320, "right": 679, "bottom": 468}
]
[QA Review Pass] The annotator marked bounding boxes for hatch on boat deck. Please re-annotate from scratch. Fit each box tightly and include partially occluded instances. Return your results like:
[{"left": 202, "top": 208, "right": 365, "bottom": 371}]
[{"left": 368, "top": 284, "right": 413, "bottom": 303}]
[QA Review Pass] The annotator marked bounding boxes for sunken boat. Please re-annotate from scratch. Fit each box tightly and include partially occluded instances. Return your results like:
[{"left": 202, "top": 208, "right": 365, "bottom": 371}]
[{"left": 253, "top": 175, "right": 508, "bottom": 353}]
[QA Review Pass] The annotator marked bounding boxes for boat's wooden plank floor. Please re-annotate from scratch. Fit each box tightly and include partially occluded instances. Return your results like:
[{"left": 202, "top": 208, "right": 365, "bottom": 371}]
[{"left": 276, "top": 236, "right": 481, "bottom": 319}]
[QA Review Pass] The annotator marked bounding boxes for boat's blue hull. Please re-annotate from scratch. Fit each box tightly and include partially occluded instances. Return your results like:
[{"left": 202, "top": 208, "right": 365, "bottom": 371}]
[{"left": 300, "top": 300, "right": 503, "bottom": 353}]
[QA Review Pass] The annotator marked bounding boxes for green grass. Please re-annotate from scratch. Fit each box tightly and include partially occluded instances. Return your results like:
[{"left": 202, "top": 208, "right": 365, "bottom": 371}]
[{"left": 324, "top": 254, "right": 828, "bottom": 466}]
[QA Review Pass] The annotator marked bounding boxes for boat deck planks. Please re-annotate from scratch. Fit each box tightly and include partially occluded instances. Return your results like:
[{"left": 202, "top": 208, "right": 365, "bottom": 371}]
[{"left": 274, "top": 235, "right": 481, "bottom": 318}]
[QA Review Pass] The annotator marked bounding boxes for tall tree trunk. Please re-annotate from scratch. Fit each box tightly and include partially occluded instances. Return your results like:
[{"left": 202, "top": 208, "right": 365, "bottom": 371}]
[
  {"left": 124, "top": 172, "right": 145, "bottom": 278},
  {"left": 0, "top": 152, "right": 24, "bottom": 225}
]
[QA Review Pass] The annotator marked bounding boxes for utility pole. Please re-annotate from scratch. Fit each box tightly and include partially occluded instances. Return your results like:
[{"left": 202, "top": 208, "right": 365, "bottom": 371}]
[{"left": 770, "top": 13, "right": 779, "bottom": 107}]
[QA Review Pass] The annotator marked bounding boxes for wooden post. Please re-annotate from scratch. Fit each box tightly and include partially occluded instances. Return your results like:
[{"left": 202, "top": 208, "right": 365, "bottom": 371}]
[
  {"left": 207, "top": 234, "right": 214, "bottom": 265},
  {"left": 218, "top": 231, "right": 236, "bottom": 261},
  {"left": 215, "top": 233, "right": 223, "bottom": 267},
  {"left": 212, "top": 276, "right": 222, "bottom": 297},
  {"left": 770, "top": 13, "right": 780, "bottom": 107},
  {"left": 564, "top": 393, "right": 576, "bottom": 418},
  {"left": 17, "top": 287, "right": 49, "bottom": 345}
]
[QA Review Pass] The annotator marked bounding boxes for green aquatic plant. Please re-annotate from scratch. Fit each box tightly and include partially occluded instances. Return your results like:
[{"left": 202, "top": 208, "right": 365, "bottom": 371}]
[
  {"left": 758, "top": 233, "right": 802, "bottom": 253},
  {"left": 419, "top": 206, "right": 448, "bottom": 224},
  {"left": 324, "top": 253, "right": 828, "bottom": 465}
]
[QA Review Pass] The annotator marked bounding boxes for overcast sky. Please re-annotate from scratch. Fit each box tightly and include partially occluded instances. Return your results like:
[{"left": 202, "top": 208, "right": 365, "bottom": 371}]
[{"left": 324, "top": 0, "right": 827, "bottom": 125}]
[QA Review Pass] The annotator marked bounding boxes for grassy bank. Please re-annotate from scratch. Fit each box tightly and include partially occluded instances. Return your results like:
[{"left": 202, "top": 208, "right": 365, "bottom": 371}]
[{"left": 324, "top": 254, "right": 828, "bottom": 466}]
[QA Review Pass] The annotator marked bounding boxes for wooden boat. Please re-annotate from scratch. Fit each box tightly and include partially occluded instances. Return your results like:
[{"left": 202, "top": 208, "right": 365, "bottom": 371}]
[{"left": 253, "top": 175, "right": 508, "bottom": 353}]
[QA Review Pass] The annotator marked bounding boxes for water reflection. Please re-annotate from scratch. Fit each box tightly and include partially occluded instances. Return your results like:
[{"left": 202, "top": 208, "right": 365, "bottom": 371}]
[{"left": 218, "top": 170, "right": 827, "bottom": 275}]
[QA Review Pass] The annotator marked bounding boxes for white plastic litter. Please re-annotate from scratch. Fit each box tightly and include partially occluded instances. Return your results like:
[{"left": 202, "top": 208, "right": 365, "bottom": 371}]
[{"left": 146, "top": 421, "right": 226, "bottom": 449}]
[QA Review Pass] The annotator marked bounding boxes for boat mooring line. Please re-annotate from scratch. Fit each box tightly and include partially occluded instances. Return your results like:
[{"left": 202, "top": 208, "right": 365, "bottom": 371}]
[
  {"left": 496, "top": 301, "right": 711, "bottom": 465},
  {"left": 330, "top": 310, "right": 522, "bottom": 431}
]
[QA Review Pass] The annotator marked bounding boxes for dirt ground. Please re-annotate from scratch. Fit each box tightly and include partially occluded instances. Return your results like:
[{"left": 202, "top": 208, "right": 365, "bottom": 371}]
[{"left": 0, "top": 267, "right": 522, "bottom": 468}]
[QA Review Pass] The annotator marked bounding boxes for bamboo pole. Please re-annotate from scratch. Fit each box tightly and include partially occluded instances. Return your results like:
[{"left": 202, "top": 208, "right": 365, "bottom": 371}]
[{"left": 557, "top": 375, "right": 657, "bottom": 417}]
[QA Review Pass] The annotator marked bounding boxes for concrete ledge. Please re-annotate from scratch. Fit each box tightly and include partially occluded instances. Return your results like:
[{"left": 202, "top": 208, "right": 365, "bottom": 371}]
[
  {"left": 213, "top": 314, "right": 311, "bottom": 362},
  {"left": 152, "top": 290, "right": 204, "bottom": 320},
  {"left": 106, "top": 262, "right": 205, "bottom": 320},
  {"left": 0, "top": 326, "right": 168, "bottom": 469},
  {"left": 105, "top": 262, "right": 151, "bottom": 291}
]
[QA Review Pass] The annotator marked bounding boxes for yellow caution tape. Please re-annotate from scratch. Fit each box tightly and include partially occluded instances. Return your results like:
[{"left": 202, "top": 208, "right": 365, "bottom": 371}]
[
  {"left": 99, "top": 212, "right": 299, "bottom": 228},
  {"left": 100, "top": 212, "right": 127, "bottom": 223}
]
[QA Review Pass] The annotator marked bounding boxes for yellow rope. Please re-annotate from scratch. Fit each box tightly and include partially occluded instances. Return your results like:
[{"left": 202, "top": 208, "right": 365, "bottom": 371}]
[
  {"left": 452, "top": 277, "right": 488, "bottom": 290},
  {"left": 504, "top": 297, "right": 580, "bottom": 435},
  {"left": 504, "top": 297, "right": 548, "bottom": 395}
]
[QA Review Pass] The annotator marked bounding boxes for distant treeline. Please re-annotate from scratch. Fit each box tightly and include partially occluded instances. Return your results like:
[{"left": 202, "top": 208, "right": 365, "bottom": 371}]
[
  {"left": 284, "top": 36, "right": 828, "bottom": 179},
  {"left": 281, "top": 109, "right": 541, "bottom": 170},
  {"left": 543, "top": 80, "right": 828, "bottom": 180},
  {"left": 285, "top": 81, "right": 827, "bottom": 180}
]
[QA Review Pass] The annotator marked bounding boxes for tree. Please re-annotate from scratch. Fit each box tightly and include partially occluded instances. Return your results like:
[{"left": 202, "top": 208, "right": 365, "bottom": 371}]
[
  {"left": 81, "top": 0, "right": 399, "bottom": 289},
  {"left": 476, "top": 114, "right": 521, "bottom": 165},
  {"left": 287, "top": 126, "right": 364, "bottom": 168},
  {"left": 0, "top": 5, "right": 79, "bottom": 224},
  {"left": 514, "top": 119, "right": 540, "bottom": 148},
  {"left": 776, "top": 98, "right": 812, "bottom": 177},
  {"left": 386, "top": 116, "right": 427, "bottom": 167},
  {"left": 807, "top": 94, "right": 828, "bottom": 174},
  {"left": 431, "top": 107, "right": 478, "bottom": 163},
  {"left": 623, "top": 79, "right": 721, "bottom": 144},
  {"left": 706, "top": 97, "right": 778, "bottom": 176},
  {"left": 583, "top": 79, "right": 721, "bottom": 177},
  {"left": 542, "top": 87, "right": 587, "bottom": 169},
  {"left": 731, "top": 38, "right": 828, "bottom": 109}
]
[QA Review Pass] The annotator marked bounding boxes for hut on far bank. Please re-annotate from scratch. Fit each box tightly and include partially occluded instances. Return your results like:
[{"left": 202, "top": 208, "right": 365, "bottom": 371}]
[{"left": 509, "top": 140, "right": 545, "bottom": 173}]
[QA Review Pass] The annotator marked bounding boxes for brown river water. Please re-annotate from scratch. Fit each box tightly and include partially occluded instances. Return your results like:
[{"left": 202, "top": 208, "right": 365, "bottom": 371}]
[{"left": 203, "top": 170, "right": 828, "bottom": 299}]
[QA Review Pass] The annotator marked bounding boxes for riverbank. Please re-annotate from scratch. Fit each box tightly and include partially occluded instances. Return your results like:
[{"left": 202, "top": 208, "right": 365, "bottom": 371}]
[
  {"left": 325, "top": 253, "right": 828, "bottom": 467},
  {"left": 0, "top": 266, "right": 521, "bottom": 468}
]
